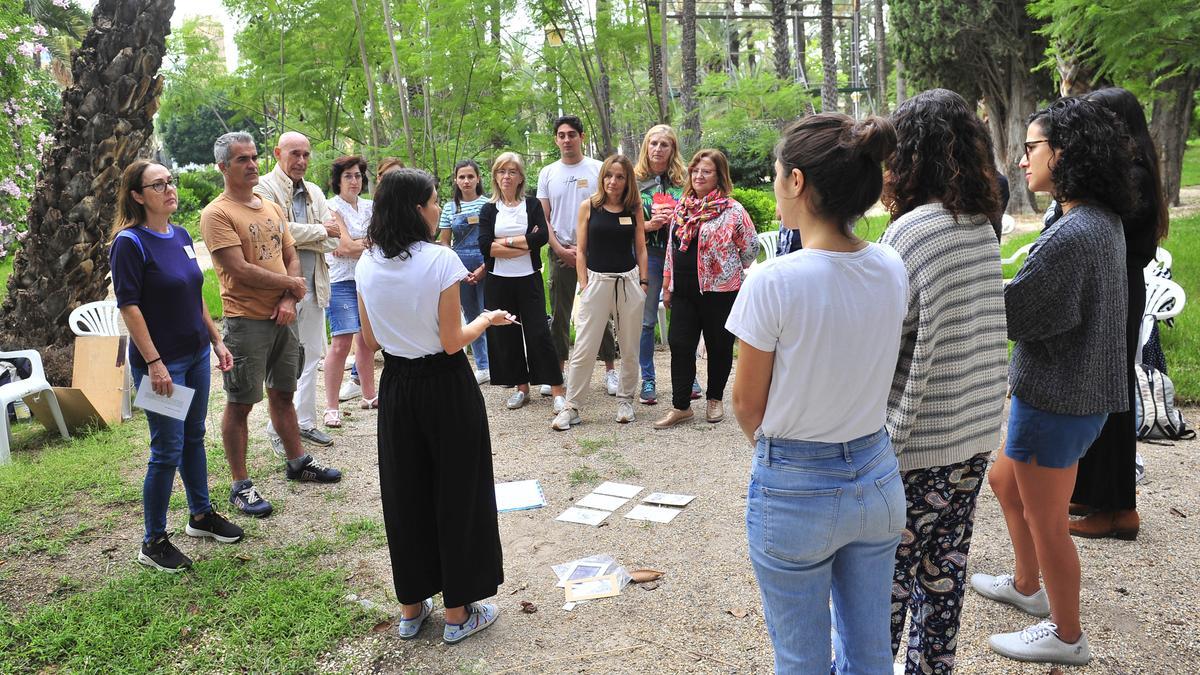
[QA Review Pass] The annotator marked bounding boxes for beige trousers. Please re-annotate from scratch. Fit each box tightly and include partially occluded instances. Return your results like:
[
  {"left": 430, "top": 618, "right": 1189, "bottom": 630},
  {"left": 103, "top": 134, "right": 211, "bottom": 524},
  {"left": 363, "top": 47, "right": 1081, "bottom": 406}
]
[{"left": 565, "top": 267, "right": 645, "bottom": 410}]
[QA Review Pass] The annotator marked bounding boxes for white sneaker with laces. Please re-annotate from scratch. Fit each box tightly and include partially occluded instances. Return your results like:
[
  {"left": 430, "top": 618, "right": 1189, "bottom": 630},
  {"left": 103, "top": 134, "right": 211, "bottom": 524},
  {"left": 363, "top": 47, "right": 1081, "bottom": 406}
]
[
  {"left": 605, "top": 370, "right": 619, "bottom": 396},
  {"left": 506, "top": 390, "right": 529, "bottom": 410},
  {"left": 552, "top": 395, "right": 567, "bottom": 414},
  {"left": 338, "top": 380, "right": 362, "bottom": 401},
  {"left": 969, "top": 573, "right": 1051, "bottom": 617},
  {"left": 615, "top": 400, "right": 635, "bottom": 423},
  {"left": 552, "top": 407, "right": 581, "bottom": 431},
  {"left": 989, "top": 621, "right": 1091, "bottom": 666},
  {"left": 539, "top": 384, "right": 553, "bottom": 397},
  {"left": 474, "top": 369, "right": 490, "bottom": 385}
]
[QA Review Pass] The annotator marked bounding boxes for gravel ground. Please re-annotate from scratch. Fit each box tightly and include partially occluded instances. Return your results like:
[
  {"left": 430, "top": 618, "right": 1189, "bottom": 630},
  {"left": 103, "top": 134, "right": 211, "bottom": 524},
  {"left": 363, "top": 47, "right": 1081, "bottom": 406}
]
[{"left": 232, "top": 349, "right": 1200, "bottom": 675}]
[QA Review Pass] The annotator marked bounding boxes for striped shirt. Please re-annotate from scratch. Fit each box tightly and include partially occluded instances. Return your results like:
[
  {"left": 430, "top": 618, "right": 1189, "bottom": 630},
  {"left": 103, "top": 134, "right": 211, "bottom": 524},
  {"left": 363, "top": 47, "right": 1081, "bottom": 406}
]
[{"left": 879, "top": 203, "right": 1008, "bottom": 471}]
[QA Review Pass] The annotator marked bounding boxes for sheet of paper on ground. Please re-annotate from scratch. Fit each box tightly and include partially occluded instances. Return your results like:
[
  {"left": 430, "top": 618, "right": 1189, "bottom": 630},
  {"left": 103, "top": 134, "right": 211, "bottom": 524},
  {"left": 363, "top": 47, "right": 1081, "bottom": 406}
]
[
  {"left": 642, "top": 492, "right": 695, "bottom": 507},
  {"left": 625, "top": 503, "right": 683, "bottom": 523},
  {"left": 555, "top": 506, "right": 610, "bottom": 526},
  {"left": 575, "top": 492, "right": 628, "bottom": 511},
  {"left": 494, "top": 479, "right": 547, "bottom": 512},
  {"left": 593, "top": 481, "right": 643, "bottom": 498}
]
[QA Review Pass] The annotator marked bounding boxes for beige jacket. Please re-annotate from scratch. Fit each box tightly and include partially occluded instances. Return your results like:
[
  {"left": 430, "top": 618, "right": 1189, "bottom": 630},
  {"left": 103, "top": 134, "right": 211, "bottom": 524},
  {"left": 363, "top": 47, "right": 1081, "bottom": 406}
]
[{"left": 254, "top": 164, "right": 337, "bottom": 307}]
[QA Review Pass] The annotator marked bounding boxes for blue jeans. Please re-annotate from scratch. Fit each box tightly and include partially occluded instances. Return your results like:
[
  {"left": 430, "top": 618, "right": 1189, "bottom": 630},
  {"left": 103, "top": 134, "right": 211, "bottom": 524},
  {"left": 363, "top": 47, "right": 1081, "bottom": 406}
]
[
  {"left": 639, "top": 248, "right": 666, "bottom": 382},
  {"left": 133, "top": 345, "right": 213, "bottom": 542},
  {"left": 746, "top": 428, "right": 905, "bottom": 674},
  {"left": 458, "top": 253, "right": 489, "bottom": 371}
]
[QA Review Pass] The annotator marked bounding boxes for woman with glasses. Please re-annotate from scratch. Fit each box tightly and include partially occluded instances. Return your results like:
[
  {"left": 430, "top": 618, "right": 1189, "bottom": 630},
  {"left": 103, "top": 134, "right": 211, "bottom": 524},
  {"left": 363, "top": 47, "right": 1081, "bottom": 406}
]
[
  {"left": 321, "top": 156, "right": 377, "bottom": 427},
  {"left": 478, "top": 152, "right": 566, "bottom": 412},
  {"left": 655, "top": 149, "right": 758, "bottom": 429},
  {"left": 971, "top": 98, "right": 1134, "bottom": 667},
  {"left": 110, "top": 160, "right": 242, "bottom": 572},
  {"left": 438, "top": 160, "right": 492, "bottom": 385}
]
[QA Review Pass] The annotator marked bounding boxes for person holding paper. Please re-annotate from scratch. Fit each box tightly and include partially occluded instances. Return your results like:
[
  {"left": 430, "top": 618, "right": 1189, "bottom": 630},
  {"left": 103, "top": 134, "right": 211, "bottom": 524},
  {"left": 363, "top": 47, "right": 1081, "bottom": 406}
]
[
  {"left": 110, "top": 160, "right": 244, "bottom": 573},
  {"left": 357, "top": 167, "right": 508, "bottom": 644}
]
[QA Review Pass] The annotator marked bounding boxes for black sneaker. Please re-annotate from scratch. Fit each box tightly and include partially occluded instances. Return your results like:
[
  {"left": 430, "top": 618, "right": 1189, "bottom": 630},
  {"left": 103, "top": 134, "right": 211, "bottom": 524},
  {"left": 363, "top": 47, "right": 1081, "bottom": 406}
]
[
  {"left": 138, "top": 534, "right": 192, "bottom": 573},
  {"left": 286, "top": 455, "right": 342, "bottom": 483},
  {"left": 299, "top": 427, "right": 334, "bottom": 447},
  {"left": 230, "top": 480, "right": 274, "bottom": 518},
  {"left": 185, "top": 510, "right": 245, "bottom": 543}
]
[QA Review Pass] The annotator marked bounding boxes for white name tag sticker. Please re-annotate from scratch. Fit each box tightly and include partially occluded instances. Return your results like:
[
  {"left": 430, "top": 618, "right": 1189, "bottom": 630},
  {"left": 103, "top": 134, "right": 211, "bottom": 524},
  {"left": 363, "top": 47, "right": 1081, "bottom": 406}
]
[
  {"left": 467, "top": 215, "right": 480, "bottom": 224},
  {"left": 576, "top": 179, "right": 589, "bottom": 189},
  {"left": 183, "top": 245, "right": 197, "bottom": 259},
  {"left": 618, "top": 216, "right": 633, "bottom": 225}
]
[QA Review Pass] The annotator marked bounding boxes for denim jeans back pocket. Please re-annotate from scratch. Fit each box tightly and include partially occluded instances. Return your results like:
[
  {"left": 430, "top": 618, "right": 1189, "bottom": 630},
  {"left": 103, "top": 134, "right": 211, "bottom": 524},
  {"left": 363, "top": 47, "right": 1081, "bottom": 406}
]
[
  {"left": 875, "top": 469, "right": 906, "bottom": 534},
  {"left": 757, "top": 484, "right": 841, "bottom": 563}
]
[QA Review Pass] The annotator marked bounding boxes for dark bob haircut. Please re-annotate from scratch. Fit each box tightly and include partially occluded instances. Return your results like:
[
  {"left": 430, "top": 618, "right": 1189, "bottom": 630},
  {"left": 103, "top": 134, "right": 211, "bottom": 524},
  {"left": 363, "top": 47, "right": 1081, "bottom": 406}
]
[
  {"left": 1027, "top": 98, "right": 1136, "bottom": 219},
  {"left": 365, "top": 168, "right": 437, "bottom": 260},
  {"left": 775, "top": 113, "right": 896, "bottom": 236},
  {"left": 330, "top": 155, "right": 368, "bottom": 195},
  {"left": 1083, "top": 87, "right": 1168, "bottom": 242},
  {"left": 883, "top": 88, "right": 1001, "bottom": 224}
]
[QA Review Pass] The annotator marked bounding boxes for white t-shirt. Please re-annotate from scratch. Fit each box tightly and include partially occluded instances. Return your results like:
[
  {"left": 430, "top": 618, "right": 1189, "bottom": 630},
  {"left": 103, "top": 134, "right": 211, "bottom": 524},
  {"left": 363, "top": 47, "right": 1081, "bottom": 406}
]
[
  {"left": 355, "top": 242, "right": 468, "bottom": 358},
  {"left": 725, "top": 243, "right": 909, "bottom": 443},
  {"left": 536, "top": 156, "right": 602, "bottom": 245},
  {"left": 326, "top": 195, "right": 373, "bottom": 284},
  {"left": 491, "top": 201, "right": 535, "bottom": 278}
]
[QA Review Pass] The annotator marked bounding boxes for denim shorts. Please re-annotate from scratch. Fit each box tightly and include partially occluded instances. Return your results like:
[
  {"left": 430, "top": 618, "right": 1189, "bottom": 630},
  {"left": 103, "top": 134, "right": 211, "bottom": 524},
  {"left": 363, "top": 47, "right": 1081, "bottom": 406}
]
[
  {"left": 325, "top": 280, "right": 360, "bottom": 336},
  {"left": 1004, "top": 395, "right": 1108, "bottom": 469}
]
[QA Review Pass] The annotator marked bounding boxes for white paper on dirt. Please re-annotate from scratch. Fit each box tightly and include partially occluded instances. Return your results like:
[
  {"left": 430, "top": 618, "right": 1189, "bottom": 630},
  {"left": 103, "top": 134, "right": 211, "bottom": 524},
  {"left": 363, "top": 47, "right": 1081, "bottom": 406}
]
[
  {"left": 624, "top": 504, "right": 683, "bottom": 523},
  {"left": 641, "top": 492, "right": 696, "bottom": 507},
  {"left": 133, "top": 376, "right": 195, "bottom": 421},
  {"left": 592, "top": 481, "right": 644, "bottom": 498},
  {"left": 555, "top": 506, "right": 610, "bottom": 526},
  {"left": 575, "top": 493, "right": 628, "bottom": 511},
  {"left": 494, "top": 480, "right": 547, "bottom": 512}
]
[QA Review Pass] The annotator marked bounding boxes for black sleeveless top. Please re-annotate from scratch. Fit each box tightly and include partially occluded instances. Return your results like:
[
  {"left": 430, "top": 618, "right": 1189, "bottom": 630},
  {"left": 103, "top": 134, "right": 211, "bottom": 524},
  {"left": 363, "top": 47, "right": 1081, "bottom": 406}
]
[{"left": 586, "top": 205, "right": 637, "bottom": 273}]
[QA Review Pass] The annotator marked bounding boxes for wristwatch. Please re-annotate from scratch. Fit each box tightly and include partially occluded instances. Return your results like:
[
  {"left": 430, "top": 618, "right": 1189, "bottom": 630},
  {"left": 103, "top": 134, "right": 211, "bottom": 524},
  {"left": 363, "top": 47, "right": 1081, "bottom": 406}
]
[{"left": 506, "top": 237, "right": 513, "bottom": 247}]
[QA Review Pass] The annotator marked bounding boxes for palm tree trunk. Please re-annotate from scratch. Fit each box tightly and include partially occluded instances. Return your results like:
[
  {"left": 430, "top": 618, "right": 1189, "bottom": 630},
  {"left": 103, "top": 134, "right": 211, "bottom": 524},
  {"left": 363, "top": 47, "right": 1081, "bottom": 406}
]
[
  {"left": 681, "top": 0, "right": 700, "bottom": 146},
  {"left": 0, "top": 0, "right": 175, "bottom": 383},
  {"left": 771, "top": 0, "right": 790, "bottom": 80},
  {"left": 380, "top": 0, "right": 416, "bottom": 164},
  {"left": 872, "top": 0, "right": 886, "bottom": 114},
  {"left": 644, "top": 0, "right": 668, "bottom": 122},
  {"left": 820, "top": 0, "right": 838, "bottom": 112}
]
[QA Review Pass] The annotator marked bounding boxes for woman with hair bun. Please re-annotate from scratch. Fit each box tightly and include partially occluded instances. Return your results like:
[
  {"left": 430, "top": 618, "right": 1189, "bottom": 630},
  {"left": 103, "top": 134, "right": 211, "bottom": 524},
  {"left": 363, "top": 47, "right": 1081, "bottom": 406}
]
[
  {"left": 879, "top": 88, "right": 1008, "bottom": 674},
  {"left": 971, "top": 97, "right": 1135, "bottom": 667},
  {"left": 727, "top": 114, "right": 908, "bottom": 672}
]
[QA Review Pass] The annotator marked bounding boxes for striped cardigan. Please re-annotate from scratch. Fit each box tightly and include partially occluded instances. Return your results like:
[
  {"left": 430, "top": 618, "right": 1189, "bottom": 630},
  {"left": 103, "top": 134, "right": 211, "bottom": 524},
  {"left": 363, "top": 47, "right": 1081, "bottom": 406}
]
[{"left": 879, "top": 203, "right": 1008, "bottom": 471}]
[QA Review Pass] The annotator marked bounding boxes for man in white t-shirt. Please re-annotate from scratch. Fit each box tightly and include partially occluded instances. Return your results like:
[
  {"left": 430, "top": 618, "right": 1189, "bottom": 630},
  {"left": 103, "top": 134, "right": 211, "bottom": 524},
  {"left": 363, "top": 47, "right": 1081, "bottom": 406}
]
[{"left": 537, "top": 115, "right": 616, "bottom": 394}]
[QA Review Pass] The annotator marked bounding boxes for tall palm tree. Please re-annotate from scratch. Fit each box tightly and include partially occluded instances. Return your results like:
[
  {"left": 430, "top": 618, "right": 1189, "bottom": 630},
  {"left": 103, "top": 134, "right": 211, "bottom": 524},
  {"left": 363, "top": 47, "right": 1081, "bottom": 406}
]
[
  {"left": 820, "top": 0, "right": 838, "bottom": 112},
  {"left": 771, "top": 0, "right": 791, "bottom": 80},
  {"left": 681, "top": 0, "right": 700, "bottom": 145},
  {"left": 873, "top": 0, "right": 887, "bottom": 113},
  {"left": 0, "top": 0, "right": 174, "bottom": 384}
]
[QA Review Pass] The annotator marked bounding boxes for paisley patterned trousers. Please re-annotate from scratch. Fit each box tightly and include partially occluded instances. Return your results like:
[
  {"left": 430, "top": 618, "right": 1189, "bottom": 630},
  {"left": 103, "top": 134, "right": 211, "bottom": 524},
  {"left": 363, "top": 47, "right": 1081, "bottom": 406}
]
[{"left": 890, "top": 453, "right": 990, "bottom": 674}]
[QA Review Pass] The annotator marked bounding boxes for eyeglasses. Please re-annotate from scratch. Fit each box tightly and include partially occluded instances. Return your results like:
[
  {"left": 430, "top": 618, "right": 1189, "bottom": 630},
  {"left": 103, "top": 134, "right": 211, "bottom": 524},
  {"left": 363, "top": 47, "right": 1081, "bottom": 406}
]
[
  {"left": 690, "top": 168, "right": 715, "bottom": 178},
  {"left": 1023, "top": 140, "right": 1049, "bottom": 159},
  {"left": 495, "top": 169, "right": 522, "bottom": 177},
  {"left": 140, "top": 177, "right": 176, "bottom": 193},
  {"left": 342, "top": 172, "right": 363, "bottom": 181}
]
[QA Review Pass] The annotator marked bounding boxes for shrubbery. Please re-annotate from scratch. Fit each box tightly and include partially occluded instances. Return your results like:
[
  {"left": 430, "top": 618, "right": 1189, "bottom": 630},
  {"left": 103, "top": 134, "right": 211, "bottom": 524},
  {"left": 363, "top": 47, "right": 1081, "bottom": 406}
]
[{"left": 731, "top": 187, "right": 777, "bottom": 233}]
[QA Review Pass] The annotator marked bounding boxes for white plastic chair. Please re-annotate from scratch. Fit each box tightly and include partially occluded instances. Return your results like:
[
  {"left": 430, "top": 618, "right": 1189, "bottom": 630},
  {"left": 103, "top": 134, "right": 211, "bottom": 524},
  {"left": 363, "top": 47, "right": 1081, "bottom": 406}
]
[
  {"left": 67, "top": 300, "right": 132, "bottom": 420},
  {"left": 1146, "top": 246, "right": 1172, "bottom": 279},
  {"left": 1000, "top": 243, "right": 1034, "bottom": 266},
  {"left": 1000, "top": 214, "right": 1016, "bottom": 236},
  {"left": 1137, "top": 273, "right": 1186, "bottom": 364},
  {"left": 0, "top": 349, "right": 70, "bottom": 464},
  {"left": 757, "top": 230, "right": 780, "bottom": 264}
]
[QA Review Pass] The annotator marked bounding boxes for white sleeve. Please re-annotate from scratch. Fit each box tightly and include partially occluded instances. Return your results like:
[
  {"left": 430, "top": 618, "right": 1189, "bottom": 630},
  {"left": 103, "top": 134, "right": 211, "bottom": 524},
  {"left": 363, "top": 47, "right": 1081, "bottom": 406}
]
[
  {"left": 439, "top": 248, "right": 470, "bottom": 292},
  {"left": 724, "top": 271, "right": 780, "bottom": 353},
  {"left": 536, "top": 165, "right": 551, "bottom": 199}
]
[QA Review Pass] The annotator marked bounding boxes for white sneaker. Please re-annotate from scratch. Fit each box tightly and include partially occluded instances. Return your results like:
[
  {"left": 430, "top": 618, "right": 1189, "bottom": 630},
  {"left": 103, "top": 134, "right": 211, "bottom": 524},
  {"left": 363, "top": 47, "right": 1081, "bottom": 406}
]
[
  {"left": 551, "top": 407, "right": 581, "bottom": 431},
  {"left": 475, "top": 369, "right": 490, "bottom": 385},
  {"left": 539, "top": 384, "right": 553, "bottom": 397},
  {"left": 989, "top": 621, "right": 1091, "bottom": 666},
  {"left": 615, "top": 400, "right": 635, "bottom": 423},
  {"left": 506, "top": 390, "right": 529, "bottom": 410},
  {"left": 338, "top": 380, "right": 362, "bottom": 401},
  {"left": 969, "top": 573, "right": 1051, "bottom": 617},
  {"left": 605, "top": 370, "right": 619, "bottom": 395},
  {"left": 552, "top": 395, "right": 567, "bottom": 414}
]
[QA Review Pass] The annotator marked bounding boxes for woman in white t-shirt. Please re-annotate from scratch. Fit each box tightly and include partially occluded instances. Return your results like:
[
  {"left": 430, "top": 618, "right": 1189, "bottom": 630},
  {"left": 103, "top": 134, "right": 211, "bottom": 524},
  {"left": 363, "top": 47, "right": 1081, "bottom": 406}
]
[
  {"left": 355, "top": 168, "right": 512, "bottom": 645},
  {"left": 322, "top": 155, "right": 376, "bottom": 426},
  {"left": 726, "top": 114, "right": 908, "bottom": 673}
]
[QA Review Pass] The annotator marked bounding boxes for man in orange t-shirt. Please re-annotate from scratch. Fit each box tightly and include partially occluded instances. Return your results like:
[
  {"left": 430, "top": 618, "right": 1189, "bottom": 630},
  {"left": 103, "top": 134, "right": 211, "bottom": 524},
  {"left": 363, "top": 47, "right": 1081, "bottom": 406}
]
[{"left": 201, "top": 131, "right": 342, "bottom": 519}]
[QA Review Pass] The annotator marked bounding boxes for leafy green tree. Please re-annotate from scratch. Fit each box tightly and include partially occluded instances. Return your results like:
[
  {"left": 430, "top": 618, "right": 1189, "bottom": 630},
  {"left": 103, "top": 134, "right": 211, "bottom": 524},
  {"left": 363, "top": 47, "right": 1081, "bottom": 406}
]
[{"left": 161, "top": 105, "right": 244, "bottom": 166}]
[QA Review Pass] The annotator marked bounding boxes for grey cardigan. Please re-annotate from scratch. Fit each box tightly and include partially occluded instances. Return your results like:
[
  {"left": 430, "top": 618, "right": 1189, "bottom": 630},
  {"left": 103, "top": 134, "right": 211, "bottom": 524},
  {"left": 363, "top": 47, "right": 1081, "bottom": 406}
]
[{"left": 1005, "top": 204, "right": 1128, "bottom": 415}]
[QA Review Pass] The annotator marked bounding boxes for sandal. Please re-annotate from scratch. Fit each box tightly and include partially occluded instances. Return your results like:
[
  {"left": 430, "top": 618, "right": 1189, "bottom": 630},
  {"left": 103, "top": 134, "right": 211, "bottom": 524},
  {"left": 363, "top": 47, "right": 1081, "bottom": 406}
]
[
  {"left": 360, "top": 396, "right": 379, "bottom": 410},
  {"left": 323, "top": 408, "right": 342, "bottom": 428}
]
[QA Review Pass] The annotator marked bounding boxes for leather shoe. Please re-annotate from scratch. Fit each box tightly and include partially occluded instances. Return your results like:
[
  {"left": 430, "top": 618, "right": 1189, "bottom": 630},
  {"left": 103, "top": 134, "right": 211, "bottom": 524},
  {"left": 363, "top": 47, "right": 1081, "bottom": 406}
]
[
  {"left": 654, "top": 408, "right": 694, "bottom": 429},
  {"left": 706, "top": 399, "right": 725, "bottom": 423},
  {"left": 1069, "top": 509, "right": 1139, "bottom": 540},
  {"left": 1068, "top": 502, "right": 1091, "bottom": 517}
]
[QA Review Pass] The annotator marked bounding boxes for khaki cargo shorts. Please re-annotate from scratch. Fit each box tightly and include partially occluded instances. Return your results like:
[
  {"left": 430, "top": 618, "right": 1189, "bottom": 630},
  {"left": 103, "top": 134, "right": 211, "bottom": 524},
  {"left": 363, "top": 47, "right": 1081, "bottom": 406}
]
[{"left": 221, "top": 317, "right": 301, "bottom": 405}]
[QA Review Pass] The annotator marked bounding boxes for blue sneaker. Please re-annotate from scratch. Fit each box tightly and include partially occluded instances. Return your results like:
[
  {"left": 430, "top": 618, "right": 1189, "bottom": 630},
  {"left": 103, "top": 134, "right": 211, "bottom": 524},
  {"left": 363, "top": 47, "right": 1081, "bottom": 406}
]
[
  {"left": 443, "top": 602, "right": 499, "bottom": 644},
  {"left": 397, "top": 598, "right": 433, "bottom": 639},
  {"left": 229, "top": 480, "right": 273, "bottom": 518},
  {"left": 691, "top": 379, "right": 702, "bottom": 400},
  {"left": 639, "top": 379, "right": 657, "bottom": 405}
]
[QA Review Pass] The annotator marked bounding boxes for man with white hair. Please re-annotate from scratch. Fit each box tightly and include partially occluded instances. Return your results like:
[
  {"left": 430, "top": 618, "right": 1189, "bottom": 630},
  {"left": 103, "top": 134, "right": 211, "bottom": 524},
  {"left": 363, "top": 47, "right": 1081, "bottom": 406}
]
[{"left": 255, "top": 131, "right": 341, "bottom": 454}]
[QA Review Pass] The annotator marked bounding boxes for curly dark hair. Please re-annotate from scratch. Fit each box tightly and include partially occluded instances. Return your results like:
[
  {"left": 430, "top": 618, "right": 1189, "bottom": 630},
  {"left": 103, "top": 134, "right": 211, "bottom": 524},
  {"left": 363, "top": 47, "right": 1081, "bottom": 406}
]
[
  {"left": 365, "top": 168, "right": 437, "bottom": 260},
  {"left": 1028, "top": 98, "right": 1136, "bottom": 218},
  {"left": 883, "top": 89, "right": 1001, "bottom": 224}
]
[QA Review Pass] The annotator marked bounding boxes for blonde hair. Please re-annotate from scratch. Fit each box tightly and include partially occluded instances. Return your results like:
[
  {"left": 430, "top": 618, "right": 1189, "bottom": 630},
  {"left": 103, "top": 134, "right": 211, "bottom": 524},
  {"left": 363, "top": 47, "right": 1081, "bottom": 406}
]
[
  {"left": 489, "top": 152, "right": 526, "bottom": 201},
  {"left": 633, "top": 124, "right": 687, "bottom": 187},
  {"left": 683, "top": 149, "right": 734, "bottom": 199},
  {"left": 110, "top": 160, "right": 155, "bottom": 242},
  {"left": 588, "top": 155, "right": 640, "bottom": 213}
]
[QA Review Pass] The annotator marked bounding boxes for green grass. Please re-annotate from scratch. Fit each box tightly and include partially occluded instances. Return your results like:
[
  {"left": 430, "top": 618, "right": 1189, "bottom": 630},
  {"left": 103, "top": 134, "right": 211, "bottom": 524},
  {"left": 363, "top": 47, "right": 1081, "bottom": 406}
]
[
  {"left": 1182, "top": 139, "right": 1200, "bottom": 188},
  {"left": 0, "top": 251, "right": 13, "bottom": 296},
  {"left": 336, "top": 517, "right": 388, "bottom": 548},
  {"left": 567, "top": 466, "right": 601, "bottom": 487},
  {"left": 0, "top": 539, "right": 375, "bottom": 673},
  {"left": 1160, "top": 213, "right": 1200, "bottom": 403},
  {"left": 202, "top": 267, "right": 223, "bottom": 320}
]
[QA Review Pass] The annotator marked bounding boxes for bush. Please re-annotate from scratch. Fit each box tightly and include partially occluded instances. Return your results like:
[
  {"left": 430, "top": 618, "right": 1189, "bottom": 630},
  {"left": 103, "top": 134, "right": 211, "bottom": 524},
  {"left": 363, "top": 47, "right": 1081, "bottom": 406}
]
[
  {"left": 175, "top": 185, "right": 200, "bottom": 215},
  {"left": 702, "top": 121, "right": 777, "bottom": 188},
  {"left": 178, "top": 168, "right": 223, "bottom": 205},
  {"left": 731, "top": 187, "right": 777, "bottom": 233}
]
